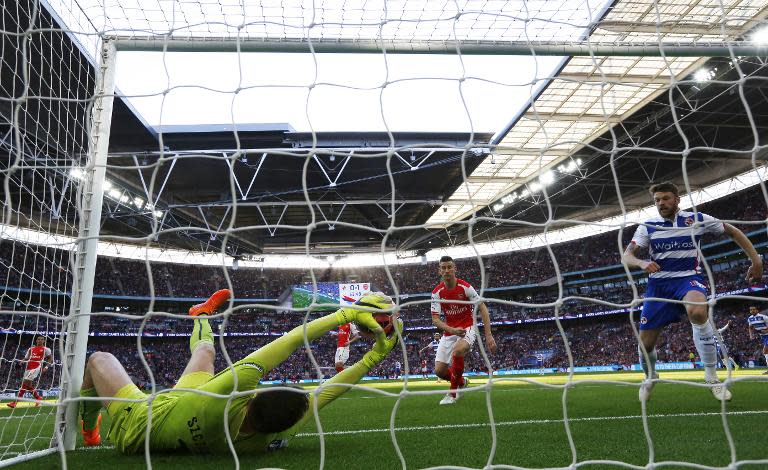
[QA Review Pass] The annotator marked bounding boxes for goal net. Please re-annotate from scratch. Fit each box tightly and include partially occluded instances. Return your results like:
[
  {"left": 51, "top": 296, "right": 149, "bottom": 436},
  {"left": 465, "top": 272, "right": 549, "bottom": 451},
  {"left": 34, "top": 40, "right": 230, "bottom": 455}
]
[{"left": 1, "top": 0, "right": 767, "bottom": 468}]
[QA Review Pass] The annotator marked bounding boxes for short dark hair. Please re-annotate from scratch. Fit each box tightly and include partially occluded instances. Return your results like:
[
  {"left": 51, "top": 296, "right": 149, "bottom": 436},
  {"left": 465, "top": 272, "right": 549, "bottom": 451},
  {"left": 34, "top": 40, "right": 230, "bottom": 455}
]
[
  {"left": 246, "top": 388, "right": 309, "bottom": 434},
  {"left": 649, "top": 181, "right": 679, "bottom": 197},
  {"left": 439, "top": 255, "right": 454, "bottom": 264}
]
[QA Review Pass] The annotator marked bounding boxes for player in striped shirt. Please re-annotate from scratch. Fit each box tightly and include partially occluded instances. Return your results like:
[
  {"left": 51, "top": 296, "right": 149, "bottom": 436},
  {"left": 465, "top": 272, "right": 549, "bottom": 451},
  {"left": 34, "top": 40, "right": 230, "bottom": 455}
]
[
  {"left": 747, "top": 305, "right": 768, "bottom": 374},
  {"left": 623, "top": 182, "right": 762, "bottom": 402}
]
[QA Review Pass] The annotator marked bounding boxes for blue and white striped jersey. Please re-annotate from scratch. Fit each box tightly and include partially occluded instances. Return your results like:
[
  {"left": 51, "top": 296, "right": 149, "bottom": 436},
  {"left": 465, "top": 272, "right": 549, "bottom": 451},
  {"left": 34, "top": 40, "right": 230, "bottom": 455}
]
[
  {"left": 631, "top": 210, "right": 724, "bottom": 279},
  {"left": 429, "top": 340, "right": 439, "bottom": 353},
  {"left": 748, "top": 314, "right": 768, "bottom": 336}
]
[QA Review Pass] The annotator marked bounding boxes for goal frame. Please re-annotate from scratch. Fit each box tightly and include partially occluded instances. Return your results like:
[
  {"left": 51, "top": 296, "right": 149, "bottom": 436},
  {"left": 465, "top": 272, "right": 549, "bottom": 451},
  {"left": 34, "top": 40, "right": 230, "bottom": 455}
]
[{"left": 8, "top": 31, "right": 762, "bottom": 466}]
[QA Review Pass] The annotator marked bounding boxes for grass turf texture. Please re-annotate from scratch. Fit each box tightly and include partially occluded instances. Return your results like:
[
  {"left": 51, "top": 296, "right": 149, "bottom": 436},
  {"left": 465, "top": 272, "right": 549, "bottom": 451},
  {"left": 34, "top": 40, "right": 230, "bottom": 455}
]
[{"left": 3, "top": 370, "right": 767, "bottom": 469}]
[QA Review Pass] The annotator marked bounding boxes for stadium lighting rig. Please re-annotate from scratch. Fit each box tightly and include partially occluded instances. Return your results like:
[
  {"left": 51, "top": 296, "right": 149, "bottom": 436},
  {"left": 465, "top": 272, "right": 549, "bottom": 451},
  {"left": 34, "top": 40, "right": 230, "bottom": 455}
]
[
  {"left": 491, "top": 158, "right": 582, "bottom": 212},
  {"left": 751, "top": 25, "right": 768, "bottom": 45},
  {"left": 69, "top": 168, "right": 164, "bottom": 219}
]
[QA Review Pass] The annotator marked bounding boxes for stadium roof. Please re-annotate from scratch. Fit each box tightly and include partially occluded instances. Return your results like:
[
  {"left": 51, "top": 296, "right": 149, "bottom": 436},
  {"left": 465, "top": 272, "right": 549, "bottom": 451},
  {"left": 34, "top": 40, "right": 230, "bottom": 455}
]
[{"left": 1, "top": 0, "right": 767, "bottom": 266}]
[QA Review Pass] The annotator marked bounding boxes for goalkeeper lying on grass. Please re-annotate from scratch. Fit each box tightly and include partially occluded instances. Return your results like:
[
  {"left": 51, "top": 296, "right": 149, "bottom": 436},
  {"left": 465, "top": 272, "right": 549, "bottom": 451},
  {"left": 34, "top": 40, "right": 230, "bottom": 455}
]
[{"left": 78, "top": 289, "right": 400, "bottom": 454}]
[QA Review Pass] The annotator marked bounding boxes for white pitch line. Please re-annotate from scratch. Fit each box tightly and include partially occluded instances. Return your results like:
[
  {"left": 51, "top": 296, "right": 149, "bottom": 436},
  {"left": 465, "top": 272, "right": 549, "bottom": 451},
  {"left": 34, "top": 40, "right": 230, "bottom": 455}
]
[{"left": 295, "top": 410, "right": 768, "bottom": 438}]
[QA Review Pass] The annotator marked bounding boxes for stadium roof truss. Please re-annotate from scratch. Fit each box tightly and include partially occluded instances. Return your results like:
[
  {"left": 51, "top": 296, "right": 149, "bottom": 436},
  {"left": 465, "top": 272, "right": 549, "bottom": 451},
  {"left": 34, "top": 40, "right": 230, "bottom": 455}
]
[
  {"left": 429, "top": 0, "right": 768, "bottom": 226},
  {"left": 9, "top": 0, "right": 768, "bottom": 260}
]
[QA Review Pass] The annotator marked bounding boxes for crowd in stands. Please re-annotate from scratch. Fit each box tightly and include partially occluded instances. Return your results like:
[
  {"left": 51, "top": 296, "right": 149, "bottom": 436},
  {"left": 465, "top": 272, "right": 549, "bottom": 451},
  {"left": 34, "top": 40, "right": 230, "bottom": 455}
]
[
  {"left": 0, "top": 185, "right": 767, "bottom": 392},
  {"left": 1, "top": 299, "right": 764, "bottom": 393},
  {"left": 2, "top": 185, "right": 766, "bottom": 304}
]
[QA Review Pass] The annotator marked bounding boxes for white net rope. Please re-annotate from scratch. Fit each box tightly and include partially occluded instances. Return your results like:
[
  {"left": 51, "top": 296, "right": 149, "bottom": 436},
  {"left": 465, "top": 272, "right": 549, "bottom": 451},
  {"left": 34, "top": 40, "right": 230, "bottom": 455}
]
[
  {"left": 1, "top": 0, "right": 768, "bottom": 468},
  {"left": 0, "top": 0, "right": 97, "bottom": 460}
]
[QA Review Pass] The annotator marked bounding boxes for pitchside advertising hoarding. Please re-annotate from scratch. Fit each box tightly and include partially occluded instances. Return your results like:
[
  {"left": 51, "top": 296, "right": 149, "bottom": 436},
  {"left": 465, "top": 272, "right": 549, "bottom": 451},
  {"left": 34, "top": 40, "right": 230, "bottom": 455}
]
[{"left": 291, "top": 282, "right": 372, "bottom": 310}]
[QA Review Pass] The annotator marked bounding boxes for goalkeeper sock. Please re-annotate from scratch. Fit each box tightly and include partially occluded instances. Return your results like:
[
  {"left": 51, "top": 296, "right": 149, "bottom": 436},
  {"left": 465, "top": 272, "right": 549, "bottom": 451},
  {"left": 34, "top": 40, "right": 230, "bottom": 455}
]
[
  {"left": 190, "top": 316, "right": 214, "bottom": 353},
  {"left": 692, "top": 321, "right": 718, "bottom": 382},
  {"left": 450, "top": 355, "right": 465, "bottom": 390},
  {"left": 637, "top": 345, "right": 657, "bottom": 378},
  {"left": 79, "top": 388, "right": 101, "bottom": 430}
]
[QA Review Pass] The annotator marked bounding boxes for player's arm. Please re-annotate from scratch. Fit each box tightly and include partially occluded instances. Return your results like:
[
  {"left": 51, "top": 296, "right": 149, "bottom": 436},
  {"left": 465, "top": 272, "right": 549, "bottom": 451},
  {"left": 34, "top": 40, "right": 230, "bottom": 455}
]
[
  {"left": 717, "top": 321, "right": 731, "bottom": 334},
  {"left": 203, "top": 307, "right": 386, "bottom": 395},
  {"left": 722, "top": 223, "right": 763, "bottom": 283},
  {"left": 477, "top": 301, "right": 497, "bottom": 354},
  {"left": 43, "top": 350, "right": 53, "bottom": 371},
  {"left": 431, "top": 315, "right": 465, "bottom": 336},
  {"left": 282, "top": 320, "right": 402, "bottom": 435},
  {"left": 622, "top": 225, "right": 658, "bottom": 273},
  {"left": 348, "top": 323, "right": 361, "bottom": 345},
  {"left": 430, "top": 292, "right": 465, "bottom": 336}
]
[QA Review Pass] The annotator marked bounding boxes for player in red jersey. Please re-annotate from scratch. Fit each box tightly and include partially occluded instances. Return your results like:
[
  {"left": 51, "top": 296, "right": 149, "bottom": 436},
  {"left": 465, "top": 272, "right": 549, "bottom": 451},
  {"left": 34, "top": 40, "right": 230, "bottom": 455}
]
[
  {"left": 420, "top": 358, "right": 429, "bottom": 378},
  {"left": 8, "top": 336, "right": 52, "bottom": 408},
  {"left": 333, "top": 323, "right": 360, "bottom": 373},
  {"left": 431, "top": 256, "right": 496, "bottom": 405}
]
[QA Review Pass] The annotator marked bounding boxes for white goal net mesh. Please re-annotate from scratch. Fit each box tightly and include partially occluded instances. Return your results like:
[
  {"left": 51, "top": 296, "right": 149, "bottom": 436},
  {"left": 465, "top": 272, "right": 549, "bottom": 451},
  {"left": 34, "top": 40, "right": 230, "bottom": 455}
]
[{"left": 1, "top": 0, "right": 767, "bottom": 468}]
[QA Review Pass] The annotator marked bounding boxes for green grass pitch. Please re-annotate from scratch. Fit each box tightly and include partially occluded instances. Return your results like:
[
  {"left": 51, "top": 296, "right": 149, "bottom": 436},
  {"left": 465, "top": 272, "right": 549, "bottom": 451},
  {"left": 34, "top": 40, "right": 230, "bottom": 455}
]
[{"left": 4, "top": 370, "right": 767, "bottom": 469}]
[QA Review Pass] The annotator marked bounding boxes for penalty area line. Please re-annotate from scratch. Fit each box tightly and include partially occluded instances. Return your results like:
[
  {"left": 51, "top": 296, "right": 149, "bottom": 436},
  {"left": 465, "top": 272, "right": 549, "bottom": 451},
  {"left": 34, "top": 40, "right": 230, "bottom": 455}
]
[{"left": 295, "top": 409, "right": 768, "bottom": 438}]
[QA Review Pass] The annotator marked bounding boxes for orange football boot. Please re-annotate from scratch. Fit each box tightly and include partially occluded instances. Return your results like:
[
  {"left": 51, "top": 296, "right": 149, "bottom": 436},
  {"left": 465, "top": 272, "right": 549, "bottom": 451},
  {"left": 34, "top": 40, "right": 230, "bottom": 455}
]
[
  {"left": 81, "top": 414, "right": 102, "bottom": 447},
  {"left": 6, "top": 402, "right": 16, "bottom": 408},
  {"left": 189, "top": 289, "right": 232, "bottom": 317}
]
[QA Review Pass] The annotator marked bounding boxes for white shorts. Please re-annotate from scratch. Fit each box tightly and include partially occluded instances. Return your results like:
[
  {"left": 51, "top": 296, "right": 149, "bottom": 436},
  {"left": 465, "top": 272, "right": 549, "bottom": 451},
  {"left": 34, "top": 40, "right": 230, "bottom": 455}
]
[
  {"left": 334, "top": 346, "right": 350, "bottom": 365},
  {"left": 23, "top": 367, "right": 41, "bottom": 382},
  {"left": 421, "top": 367, "right": 428, "bottom": 373},
  {"left": 435, "top": 327, "right": 477, "bottom": 365}
]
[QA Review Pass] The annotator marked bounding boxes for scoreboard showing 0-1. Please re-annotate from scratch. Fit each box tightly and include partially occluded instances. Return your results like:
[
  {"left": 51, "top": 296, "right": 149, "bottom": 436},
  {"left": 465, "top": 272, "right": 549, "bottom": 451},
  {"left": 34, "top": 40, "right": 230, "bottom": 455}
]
[
  {"left": 339, "top": 283, "right": 372, "bottom": 305},
  {"left": 291, "top": 282, "right": 371, "bottom": 310}
]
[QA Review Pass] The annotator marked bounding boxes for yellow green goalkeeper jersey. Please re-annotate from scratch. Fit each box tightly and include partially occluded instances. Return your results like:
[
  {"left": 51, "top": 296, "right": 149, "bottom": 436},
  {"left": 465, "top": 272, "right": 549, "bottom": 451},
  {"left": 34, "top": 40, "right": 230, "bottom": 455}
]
[{"left": 109, "top": 313, "right": 371, "bottom": 454}]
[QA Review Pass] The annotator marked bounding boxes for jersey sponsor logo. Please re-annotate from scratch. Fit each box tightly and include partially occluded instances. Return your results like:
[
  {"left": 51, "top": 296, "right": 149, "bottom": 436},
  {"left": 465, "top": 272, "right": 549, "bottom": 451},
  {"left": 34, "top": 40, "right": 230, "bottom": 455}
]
[{"left": 650, "top": 239, "right": 695, "bottom": 252}]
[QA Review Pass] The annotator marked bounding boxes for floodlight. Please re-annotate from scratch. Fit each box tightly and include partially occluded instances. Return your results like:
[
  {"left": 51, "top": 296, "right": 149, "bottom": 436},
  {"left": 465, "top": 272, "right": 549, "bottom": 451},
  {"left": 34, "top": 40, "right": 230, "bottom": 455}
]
[{"left": 752, "top": 25, "right": 768, "bottom": 45}]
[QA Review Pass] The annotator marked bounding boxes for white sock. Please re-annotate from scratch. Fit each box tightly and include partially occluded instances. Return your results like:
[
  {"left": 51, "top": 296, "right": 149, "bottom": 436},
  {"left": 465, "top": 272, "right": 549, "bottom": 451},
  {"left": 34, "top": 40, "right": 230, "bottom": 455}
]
[
  {"left": 638, "top": 345, "right": 657, "bottom": 378},
  {"left": 763, "top": 354, "right": 768, "bottom": 367},
  {"left": 692, "top": 322, "right": 718, "bottom": 382}
]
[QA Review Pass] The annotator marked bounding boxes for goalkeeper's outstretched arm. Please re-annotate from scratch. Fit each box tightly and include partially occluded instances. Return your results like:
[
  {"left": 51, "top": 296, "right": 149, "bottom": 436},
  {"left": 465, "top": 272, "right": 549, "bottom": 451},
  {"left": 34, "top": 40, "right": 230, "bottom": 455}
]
[{"left": 282, "top": 319, "right": 403, "bottom": 435}]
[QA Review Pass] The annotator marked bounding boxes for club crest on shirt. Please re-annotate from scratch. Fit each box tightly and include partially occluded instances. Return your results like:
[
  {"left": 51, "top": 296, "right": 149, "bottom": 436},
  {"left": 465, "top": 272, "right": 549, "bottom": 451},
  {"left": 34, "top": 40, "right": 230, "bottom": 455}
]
[
  {"left": 640, "top": 316, "right": 648, "bottom": 325},
  {"left": 684, "top": 217, "right": 694, "bottom": 226}
]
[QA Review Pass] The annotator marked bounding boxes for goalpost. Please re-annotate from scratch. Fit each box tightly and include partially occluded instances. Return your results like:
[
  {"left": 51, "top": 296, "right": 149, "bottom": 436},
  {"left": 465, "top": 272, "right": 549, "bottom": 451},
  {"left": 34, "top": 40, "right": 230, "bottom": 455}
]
[{"left": 1, "top": 0, "right": 767, "bottom": 467}]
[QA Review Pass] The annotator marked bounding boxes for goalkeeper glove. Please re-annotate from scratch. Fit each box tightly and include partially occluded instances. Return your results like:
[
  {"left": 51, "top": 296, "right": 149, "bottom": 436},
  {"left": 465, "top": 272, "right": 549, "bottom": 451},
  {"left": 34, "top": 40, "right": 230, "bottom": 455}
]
[
  {"left": 335, "top": 291, "right": 394, "bottom": 336},
  {"left": 361, "top": 318, "right": 403, "bottom": 369}
]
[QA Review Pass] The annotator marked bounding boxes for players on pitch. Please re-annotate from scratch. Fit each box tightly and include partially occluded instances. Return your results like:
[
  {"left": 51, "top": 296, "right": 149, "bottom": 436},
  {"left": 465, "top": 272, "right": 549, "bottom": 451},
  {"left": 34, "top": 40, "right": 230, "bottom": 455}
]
[
  {"left": 430, "top": 255, "right": 497, "bottom": 405},
  {"left": 79, "top": 290, "right": 401, "bottom": 453},
  {"left": 75, "top": 180, "right": 767, "bottom": 453},
  {"left": 7, "top": 335, "right": 52, "bottom": 408},
  {"left": 623, "top": 182, "right": 763, "bottom": 402}
]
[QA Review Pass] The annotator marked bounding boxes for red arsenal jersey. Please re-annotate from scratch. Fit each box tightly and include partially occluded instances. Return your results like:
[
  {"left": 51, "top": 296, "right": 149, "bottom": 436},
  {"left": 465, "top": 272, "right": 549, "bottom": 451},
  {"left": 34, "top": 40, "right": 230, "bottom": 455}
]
[
  {"left": 431, "top": 279, "right": 480, "bottom": 335},
  {"left": 26, "top": 346, "right": 51, "bottom": 370},
  {"left": 336, "top": 323, "right": 358, "bottom": 347}
]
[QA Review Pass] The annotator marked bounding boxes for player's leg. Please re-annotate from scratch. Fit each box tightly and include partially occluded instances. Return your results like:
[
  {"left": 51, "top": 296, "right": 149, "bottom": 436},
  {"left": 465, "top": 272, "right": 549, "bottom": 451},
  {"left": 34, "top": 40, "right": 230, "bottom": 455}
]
[
  {"left": 79, "top": 351, "right": 135, "bottom": 445},
  {"left": 434, "top": 334, "right": 455, "bottom": 382},
  {"left": 638, "top": 328, "right": 661, "bottom": 378},
  {"left": 683, "top": 289, "right": 731, "bottom": 400},
  {"left": 449, "top": 338, "right": 471, "bottom": 393},
  {"left": 8, "top": 378, "right": 31, "bottom": 408},
  {"left": 762, "top": 343, "right": 768, "bottom": 374},
  {"left": 334, "top": 347, "right": 349, "bottom": 373}
]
